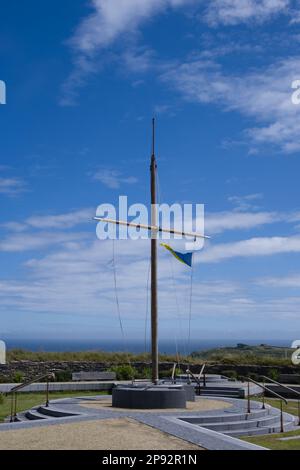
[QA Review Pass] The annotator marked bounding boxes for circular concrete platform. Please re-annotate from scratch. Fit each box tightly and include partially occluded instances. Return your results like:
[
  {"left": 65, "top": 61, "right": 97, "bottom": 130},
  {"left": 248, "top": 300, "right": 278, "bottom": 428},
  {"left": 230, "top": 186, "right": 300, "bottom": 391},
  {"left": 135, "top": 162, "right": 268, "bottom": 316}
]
[{"left": 112, "top": 384, "right": 187, "bottom": 409}]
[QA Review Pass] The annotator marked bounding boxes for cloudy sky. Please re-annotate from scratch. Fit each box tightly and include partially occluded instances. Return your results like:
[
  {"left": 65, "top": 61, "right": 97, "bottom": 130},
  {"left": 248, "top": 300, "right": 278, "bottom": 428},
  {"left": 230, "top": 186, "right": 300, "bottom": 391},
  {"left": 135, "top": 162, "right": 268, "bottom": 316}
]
[{"left": 1, "top": 0, "right": 300, "bottom": 348}]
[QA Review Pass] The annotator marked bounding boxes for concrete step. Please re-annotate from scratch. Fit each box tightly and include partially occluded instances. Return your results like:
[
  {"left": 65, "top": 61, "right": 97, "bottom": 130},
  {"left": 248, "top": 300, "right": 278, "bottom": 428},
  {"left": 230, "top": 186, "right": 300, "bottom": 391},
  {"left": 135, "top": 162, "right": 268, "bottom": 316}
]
[
  {"left": 199, "top": 391, "right": 242, "bottom": 398},
  {"left": 197, "top": 386, "right": 243, "bottom": 392},
  {"left": 224, "top": 420, "right": 297, "bottom": 437},
  {"left": 37, "top": 405, "right": 78, "bottom": 418},
  {"left": 182, "top": 408, "right": 271, "bottom": 424},
  {"left": 200, "top": 415, "right": 282, "bottom": 432},
  {"left": 24, "top": 410, "right": 47, "bottom": 421},
  {"left": 199, "top": 390, "right": 241, "bottom": 395}
]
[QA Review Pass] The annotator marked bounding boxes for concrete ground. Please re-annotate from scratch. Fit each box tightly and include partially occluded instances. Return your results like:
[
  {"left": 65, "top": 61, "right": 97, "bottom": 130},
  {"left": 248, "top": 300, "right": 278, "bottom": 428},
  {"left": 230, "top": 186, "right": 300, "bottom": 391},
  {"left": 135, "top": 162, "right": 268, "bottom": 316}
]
[{"left": 0, "top": 417, "right": 203, "bottom": 450}]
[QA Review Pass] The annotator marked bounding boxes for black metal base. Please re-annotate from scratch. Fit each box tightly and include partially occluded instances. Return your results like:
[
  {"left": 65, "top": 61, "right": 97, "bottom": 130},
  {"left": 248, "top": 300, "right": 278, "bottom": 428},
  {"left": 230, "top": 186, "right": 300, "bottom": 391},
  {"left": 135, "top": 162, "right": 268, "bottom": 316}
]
[{"left": 112, "top": 384, "right": 187, "bottom": 409}]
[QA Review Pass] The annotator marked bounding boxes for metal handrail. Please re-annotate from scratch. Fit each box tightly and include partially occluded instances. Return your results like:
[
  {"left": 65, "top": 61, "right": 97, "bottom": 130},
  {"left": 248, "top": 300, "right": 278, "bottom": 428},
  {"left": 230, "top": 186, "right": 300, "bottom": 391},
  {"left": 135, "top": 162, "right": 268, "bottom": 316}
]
[
  {"left": 243, "top": 376, "right": 287, "bottom": 404},
  {"left": 171, "top": 363, "right": 177, "bottom": 382},
  {"left": 7, "top": 372, "right": 55, "bottom": 394},
  {"left": 197, "top": 364, "right": 206, "bottom": 381},
  {"left": 7, "top": 372, "right": 55, "bottom": 423},
  {"left": 243, "top": 376, "right": 287, "bottom": 433},
  {"left": 186, "top": 369, "right": 201, "bottom": 386},
  {"left": 261, "top": 376, "right": 300, "bottom": 398},
  {"left": 261, "top": 375, "right": 300, "bottom": 426},
  {"left": 186, "top": 369, "right": 202, "bottom": 396}
]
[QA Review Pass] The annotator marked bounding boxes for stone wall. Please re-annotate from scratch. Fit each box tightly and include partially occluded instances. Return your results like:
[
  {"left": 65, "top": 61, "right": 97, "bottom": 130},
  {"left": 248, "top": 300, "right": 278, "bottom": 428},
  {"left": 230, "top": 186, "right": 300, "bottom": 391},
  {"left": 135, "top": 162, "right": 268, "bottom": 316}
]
[{"left": 0, "top": 360, "right": 299, "bottom": 383}]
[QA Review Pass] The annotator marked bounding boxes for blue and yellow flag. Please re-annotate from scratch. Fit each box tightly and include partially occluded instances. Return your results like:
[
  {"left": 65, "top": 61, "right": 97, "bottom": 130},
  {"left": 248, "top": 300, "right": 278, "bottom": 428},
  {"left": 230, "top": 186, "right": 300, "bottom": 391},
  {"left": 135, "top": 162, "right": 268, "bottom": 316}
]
[{"left": 161, "top": 243, "right": 193, "bottom": 267}]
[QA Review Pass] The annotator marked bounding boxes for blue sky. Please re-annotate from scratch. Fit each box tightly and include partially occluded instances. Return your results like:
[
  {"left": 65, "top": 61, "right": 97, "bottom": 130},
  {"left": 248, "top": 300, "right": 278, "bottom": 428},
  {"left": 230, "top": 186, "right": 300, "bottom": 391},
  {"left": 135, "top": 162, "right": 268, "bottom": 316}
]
[{"left": 1, "top": 0, "right": 300, "bottom": 347}]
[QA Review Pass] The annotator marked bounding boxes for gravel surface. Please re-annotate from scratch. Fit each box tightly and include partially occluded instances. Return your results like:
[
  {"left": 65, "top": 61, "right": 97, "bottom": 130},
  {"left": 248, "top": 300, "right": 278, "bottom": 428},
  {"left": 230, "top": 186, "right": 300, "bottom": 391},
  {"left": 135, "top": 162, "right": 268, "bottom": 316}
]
[{"left": 0, "top": 418, "right": 203, "bottom": 450}]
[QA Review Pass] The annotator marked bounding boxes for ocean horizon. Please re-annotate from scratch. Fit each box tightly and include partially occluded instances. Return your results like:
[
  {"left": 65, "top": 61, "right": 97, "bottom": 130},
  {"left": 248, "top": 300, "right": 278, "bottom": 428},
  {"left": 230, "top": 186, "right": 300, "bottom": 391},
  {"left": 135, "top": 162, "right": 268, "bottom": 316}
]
[{"left": 2, "top": 338, "right": 293, "bottom": 354}]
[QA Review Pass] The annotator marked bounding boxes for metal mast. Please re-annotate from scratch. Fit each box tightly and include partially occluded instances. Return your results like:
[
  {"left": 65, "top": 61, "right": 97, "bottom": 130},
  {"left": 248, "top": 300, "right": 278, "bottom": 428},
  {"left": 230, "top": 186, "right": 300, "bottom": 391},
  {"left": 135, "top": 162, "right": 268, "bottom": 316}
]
[{"left": 150, "top": 118, "right": 158, "bottom": 384}]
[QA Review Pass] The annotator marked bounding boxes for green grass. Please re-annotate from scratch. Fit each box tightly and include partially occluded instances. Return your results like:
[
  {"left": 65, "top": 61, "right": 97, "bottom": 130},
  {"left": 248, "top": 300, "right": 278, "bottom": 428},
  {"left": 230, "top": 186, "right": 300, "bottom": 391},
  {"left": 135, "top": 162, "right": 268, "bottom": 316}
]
[
  {"left": 242, "top": 428, "right": 300, "bottom": 450},
  {"left": 242, "top": 398, "right": 300, "bottom": 450},
  {"left": 0, "top": 391, "right": 105, "bottom": 423},
  {"left": 6, "top": 349, "right": 179, "bottom": 363}
]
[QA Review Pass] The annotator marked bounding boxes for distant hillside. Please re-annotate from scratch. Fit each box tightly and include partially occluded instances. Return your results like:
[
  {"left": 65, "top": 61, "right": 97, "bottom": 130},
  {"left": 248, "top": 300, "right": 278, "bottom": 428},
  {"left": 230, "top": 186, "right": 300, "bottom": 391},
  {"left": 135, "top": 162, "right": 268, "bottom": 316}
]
[{"left": 191, "top": 343, "right": 292, "bottom": 363}]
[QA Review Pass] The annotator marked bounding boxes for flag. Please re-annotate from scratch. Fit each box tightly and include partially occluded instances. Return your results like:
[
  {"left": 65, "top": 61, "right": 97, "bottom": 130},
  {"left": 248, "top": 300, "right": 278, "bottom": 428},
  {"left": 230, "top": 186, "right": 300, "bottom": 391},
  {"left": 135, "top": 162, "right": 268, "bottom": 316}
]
[{"left": 161, "top": 243, "right": 193, "bottom": 267}]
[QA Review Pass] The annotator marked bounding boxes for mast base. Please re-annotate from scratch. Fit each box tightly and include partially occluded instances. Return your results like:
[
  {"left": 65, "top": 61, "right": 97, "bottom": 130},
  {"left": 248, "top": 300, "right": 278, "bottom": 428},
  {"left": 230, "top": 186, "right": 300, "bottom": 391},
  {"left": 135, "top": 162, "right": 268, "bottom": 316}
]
[{"left": 112, "top": 383, "right": 191, "bottom": 409}]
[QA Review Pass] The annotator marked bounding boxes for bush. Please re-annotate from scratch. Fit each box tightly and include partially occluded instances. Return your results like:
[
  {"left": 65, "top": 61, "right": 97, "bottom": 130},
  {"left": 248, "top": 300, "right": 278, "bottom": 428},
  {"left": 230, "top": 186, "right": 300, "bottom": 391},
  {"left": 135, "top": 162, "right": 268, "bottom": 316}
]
[
  {"left": 54, "top": 370, "right": 72, "bottom": 382},
  {"left": 222, "top": 370, "right": 238, "bottom": 380},
  {"left": 110, "top": 365, "right": 137, "bottom": 380},
  {"left": 265, "top": 368, "right": 279, "bottom": 381},
  {"left": 0, "top": 393, "right": 4, "bottom": 405},
  {"left": 159, "top": 367, "right": 184, "bottom": 380},
  {"left": 12, "top": 371, "right": 24, "bottom": 383},
  {"left": 137, "top": 367, "right": 151, "bottom": 380}
]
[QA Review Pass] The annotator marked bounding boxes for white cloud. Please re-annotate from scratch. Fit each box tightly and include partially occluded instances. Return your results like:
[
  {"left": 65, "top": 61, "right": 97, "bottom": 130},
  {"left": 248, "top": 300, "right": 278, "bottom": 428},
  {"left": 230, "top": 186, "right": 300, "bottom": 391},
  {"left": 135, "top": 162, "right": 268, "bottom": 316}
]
[
  {"left": 2, "top": 235, "right": 300, "bottom": 338},
  {"left": 257, "top": 274, "right": 300, "bottom": 288},
  {"left": 61, "top": 0, "right": 194, "bottom": 104},
  {"left": 162, "top": 56, "right": 300, "bottom": 153},
  {"left": 0, "top": 232, "right": 89, "bottom": 253},
  {"left": 93, "top": 169, "right": 138, "bottom": 189},
  {"left": 205, "top": 210, "right": 279, "bottom": 234},
  {"left": 204, "top": 0, "right": 290, "bottom": 26},
  {"left": 0, "top": 177, "right": 26, "bottom": 197},
  {"left": 228, "top": 193, "right": 264, "bottom": 212},
  {"left": 201, "top": 235, "right": 300, "bottom": 263},
  {"left": 2, "top": 208, "right": 94, "bottom": 232},
  {"left": 25, "top": 208, "right": 94, "bottom": 230},
  {"left": 70, "top": 0, "right": 191, "bottom": 54}
]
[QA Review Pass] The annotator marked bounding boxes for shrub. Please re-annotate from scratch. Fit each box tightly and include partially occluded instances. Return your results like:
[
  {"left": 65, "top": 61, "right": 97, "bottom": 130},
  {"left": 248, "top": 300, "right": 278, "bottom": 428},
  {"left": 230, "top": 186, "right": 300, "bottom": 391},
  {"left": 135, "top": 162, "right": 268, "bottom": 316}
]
[
  {"left": 265, "top": 368, "right": 279, "bottom": 381},
  {"left": 0, "top": 393, "right": 4, "bottom": 405},
  {"left": 110, "top": 365, "right": 137, "bottom": 380},
  {"left": 12, "top": 371, "right": 24, "bottom": 383},
  {"left": 222, "top": 370, "right": 238, "bottom": 380},
  {"left": 159, "top": 367, "right": 184, "bottom": 379},
  {"left": 137, "top": 367, "right": 151, "bottom": 380},
  {"left": 54, "top": 370, "right": 72, "bottom": 382}
]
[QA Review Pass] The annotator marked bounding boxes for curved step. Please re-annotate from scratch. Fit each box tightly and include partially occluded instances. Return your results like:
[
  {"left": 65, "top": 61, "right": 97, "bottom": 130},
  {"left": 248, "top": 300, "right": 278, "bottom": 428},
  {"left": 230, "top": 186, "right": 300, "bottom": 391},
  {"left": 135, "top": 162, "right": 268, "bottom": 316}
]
[
  {"left": 25, "top": 410, "right": 47, "bottom": 421},
  {"left": 37, "top": 406, "right": 78, "bottom": 418},
  {"left": 224, "top": 420, "right": 297, "bottom": 437},
  {"left": 199, "top": 415, "right": 282, "bottom": 432},
  {"left": 182, "top": 408, "right": 271, "bottom": 424}
]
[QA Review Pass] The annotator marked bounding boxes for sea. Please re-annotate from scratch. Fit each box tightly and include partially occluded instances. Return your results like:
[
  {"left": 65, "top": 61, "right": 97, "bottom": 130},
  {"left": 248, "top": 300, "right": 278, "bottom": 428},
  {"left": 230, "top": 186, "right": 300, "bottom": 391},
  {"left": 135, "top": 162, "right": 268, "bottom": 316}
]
[{"left": 2, "top": 338, "right": 293, "bottom": 354}]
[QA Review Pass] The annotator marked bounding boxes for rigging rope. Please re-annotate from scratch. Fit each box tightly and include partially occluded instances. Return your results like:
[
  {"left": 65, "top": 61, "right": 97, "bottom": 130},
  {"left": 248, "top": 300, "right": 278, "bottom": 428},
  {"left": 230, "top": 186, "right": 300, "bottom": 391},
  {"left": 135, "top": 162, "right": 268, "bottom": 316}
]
[
  {"left": 111, "top": 239, "right": 133, "bottom": 376},
  {"left": 144, "top": 259, "right": 151, "bottom": 354},
  {"left": 169, "top": 257, "right": 184, "bottom": 368},
  {"left": 112, "top": 239, "right": 126, "bottom": 346},
  {"left": 187, "top": 259, "right": 194, "bottom": 357}
]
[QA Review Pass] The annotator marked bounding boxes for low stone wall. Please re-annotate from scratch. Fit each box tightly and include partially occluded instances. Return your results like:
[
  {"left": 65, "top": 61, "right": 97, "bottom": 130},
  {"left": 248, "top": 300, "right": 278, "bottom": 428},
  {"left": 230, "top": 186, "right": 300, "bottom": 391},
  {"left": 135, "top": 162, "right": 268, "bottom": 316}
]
[{"left": 0, "top": 361, "right": 299, "bottom": 384}]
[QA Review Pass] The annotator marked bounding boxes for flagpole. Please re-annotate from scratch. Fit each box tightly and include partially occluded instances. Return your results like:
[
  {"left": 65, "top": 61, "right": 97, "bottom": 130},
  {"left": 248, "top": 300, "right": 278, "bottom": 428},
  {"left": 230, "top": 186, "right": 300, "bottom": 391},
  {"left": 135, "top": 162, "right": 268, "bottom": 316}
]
[{"left": 150, "top": 118, "right": 159, "bottom": 384}]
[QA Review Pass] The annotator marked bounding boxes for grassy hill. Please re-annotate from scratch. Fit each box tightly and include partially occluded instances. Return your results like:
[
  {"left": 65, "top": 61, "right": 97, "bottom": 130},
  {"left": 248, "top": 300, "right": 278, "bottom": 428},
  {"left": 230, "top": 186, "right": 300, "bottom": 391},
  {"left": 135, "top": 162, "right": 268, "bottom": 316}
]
[{"left": 191, "top": 343, "right": 292, "bottom": 364}]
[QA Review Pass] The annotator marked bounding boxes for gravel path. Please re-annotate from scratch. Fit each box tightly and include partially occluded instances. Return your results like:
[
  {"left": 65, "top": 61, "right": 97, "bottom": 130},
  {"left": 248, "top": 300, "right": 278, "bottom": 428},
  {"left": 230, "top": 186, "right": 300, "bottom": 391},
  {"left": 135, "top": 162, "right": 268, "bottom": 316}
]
[{"left": 0, "top": 418, "right": 203, "bottom": 450}]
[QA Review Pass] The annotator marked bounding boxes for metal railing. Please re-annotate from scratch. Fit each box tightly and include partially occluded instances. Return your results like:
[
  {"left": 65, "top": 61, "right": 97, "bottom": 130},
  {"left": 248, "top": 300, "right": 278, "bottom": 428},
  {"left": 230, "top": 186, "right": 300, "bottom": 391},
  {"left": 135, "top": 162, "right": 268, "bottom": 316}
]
[
  {"left": 197, "top": 364, "right": 206, "bottom": 387},
  {"left": 186, "top": 369, "right": 202, "bottom": 395},
  {"left": 243, "top": 376, "right": 288, "bottom": 433},
  {"left": 261, "top": 375, "right": 300, "bottom": 426},
  {"left": 6, "top": 372, "right": 55, "bottom": 422}
]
